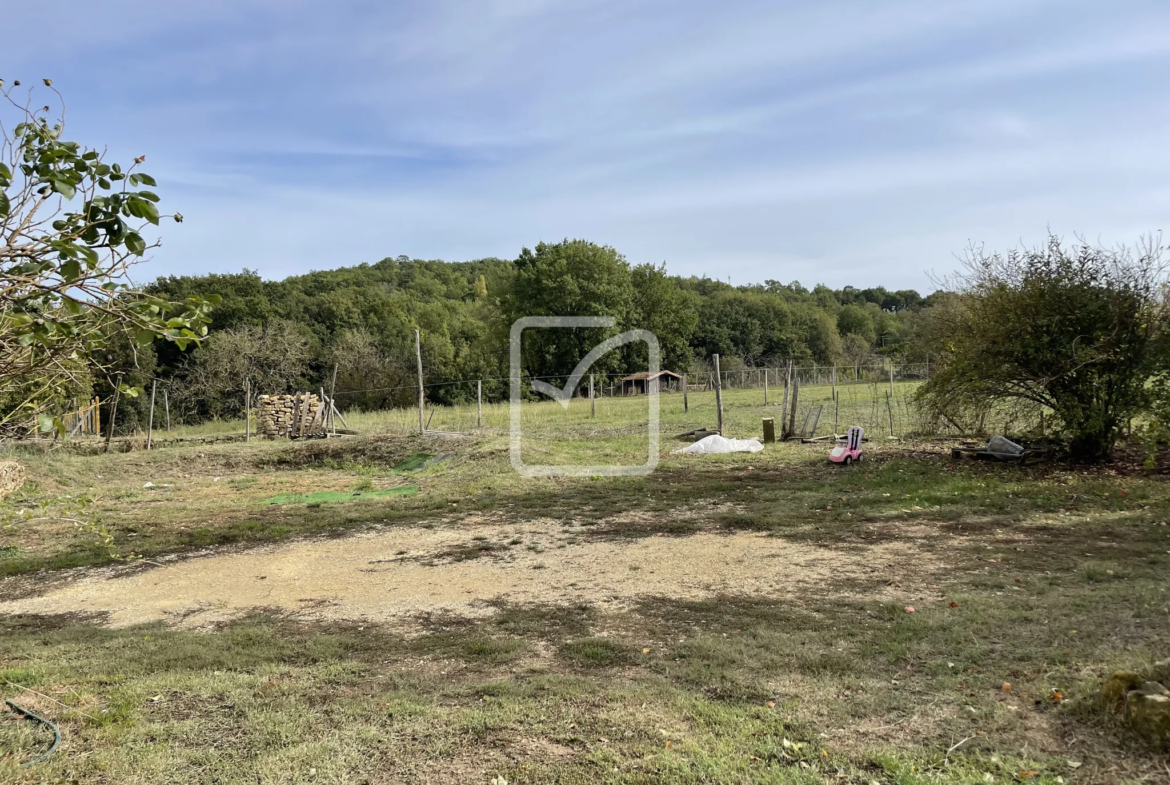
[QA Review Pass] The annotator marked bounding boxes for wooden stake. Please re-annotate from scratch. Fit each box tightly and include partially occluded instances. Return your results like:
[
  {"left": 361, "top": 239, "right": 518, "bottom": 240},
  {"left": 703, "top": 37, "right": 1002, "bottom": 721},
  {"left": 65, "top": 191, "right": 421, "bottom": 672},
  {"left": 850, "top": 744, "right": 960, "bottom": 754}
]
[
  {"left": 886, "top": 391, "right": 895, "bottom": 436},
  {"left": 683, "top": 373, "right": 689, "bottom": 413},
  {"left": 477, "top": 380, "right": 483, "bottom": 428},
  {"left": 834, "top": 386, "right": 840, "bottom": 435},
  {"left": 590, "top": 373, "right": 595, "bottom": 418},
  {"left": 787, "top": 374, "right": 800, "bottom": 440},
  {"left": 329, "top": 364, "right": 339, "bottom": 435},
  {"left": 780, "top": 363, "right": 791, "bottom": 438},
  {"left": 713, "top": 354, "right": 724, "bottom": 435},
  {"left": 104, "top": 377, "right": 122, "bottom": 453},
  {"left": 147, "top": 380, "right": 157, "bottom": 450},
  {"left": 291, "top": 392, "right": 302, "bottom": 439},
  {"left": 415, "top": 329, "right": 425, "bottom": 434}
]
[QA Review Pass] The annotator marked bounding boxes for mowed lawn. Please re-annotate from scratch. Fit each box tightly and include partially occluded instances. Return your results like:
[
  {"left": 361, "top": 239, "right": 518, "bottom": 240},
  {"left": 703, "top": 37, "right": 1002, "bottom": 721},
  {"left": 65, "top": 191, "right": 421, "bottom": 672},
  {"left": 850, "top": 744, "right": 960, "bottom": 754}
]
[{"left": 1, "top": 392, "right": 1169, "bottom": 784}]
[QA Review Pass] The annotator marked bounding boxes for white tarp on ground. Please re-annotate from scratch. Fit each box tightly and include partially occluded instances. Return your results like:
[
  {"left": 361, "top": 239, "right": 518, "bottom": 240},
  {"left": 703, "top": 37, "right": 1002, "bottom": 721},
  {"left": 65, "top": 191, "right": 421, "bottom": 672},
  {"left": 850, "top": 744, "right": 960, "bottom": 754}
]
[
  {"left": 672, "top": 434, "right": 765, "bottom": 454},
  {"left": 986, "top": 435, "right": 1025, "bottom": 457}
]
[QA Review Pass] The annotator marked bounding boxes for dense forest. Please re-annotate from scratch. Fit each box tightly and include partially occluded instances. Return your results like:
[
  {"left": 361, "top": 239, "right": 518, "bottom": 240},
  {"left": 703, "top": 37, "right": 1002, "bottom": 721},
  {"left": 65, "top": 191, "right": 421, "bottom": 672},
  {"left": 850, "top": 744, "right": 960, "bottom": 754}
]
[{"left": 118, "top": 239, "right": 942, "bottom": 426}]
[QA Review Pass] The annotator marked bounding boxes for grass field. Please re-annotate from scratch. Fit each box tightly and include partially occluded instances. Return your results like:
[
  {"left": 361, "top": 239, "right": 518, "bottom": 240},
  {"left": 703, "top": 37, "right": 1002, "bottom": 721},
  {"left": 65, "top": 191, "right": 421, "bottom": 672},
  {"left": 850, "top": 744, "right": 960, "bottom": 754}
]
[
  {"left": 1, "top": 388, "right": 1169, "bottom": 783},
  {"left": 150, "top": 381, "right": 930, "bottom": 444}
]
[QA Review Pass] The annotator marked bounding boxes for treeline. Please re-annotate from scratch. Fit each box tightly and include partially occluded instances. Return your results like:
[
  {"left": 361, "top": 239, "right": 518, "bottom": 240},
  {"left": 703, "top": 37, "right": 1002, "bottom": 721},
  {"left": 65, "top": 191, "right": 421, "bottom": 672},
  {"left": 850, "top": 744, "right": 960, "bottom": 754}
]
[{"left": 125, "top": 239, "right": 945, "bottom": 425}]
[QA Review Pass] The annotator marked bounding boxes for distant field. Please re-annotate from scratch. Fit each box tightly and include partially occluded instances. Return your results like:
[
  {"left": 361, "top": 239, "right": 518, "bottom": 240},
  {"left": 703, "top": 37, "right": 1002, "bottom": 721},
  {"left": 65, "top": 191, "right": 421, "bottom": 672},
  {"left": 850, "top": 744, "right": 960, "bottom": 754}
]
[{"left": 155, "top": 380, "right": 928, "bottom": 445}]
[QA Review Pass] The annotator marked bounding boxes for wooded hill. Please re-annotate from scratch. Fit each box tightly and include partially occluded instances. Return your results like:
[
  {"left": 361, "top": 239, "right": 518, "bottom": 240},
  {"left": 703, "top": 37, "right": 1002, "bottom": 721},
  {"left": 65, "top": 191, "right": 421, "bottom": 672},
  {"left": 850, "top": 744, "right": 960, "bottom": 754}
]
[{"left": 118, "top": 240, "right": 940, "bottom": 425}]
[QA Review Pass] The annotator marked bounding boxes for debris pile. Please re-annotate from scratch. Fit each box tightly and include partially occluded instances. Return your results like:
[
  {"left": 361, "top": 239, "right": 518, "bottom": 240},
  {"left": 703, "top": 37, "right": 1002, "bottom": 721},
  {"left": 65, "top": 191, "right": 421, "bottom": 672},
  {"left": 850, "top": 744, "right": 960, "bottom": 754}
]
[{"left": 258, "top": 394, "right": 322, "bottom": 438}]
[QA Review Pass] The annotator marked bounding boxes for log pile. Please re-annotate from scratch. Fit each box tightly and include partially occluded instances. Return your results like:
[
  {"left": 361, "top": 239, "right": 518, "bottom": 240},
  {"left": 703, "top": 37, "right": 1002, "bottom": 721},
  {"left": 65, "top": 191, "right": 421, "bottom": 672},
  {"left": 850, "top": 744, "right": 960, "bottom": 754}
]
[{"left": 258, "top": 394, "right": 322, "bottom": 438}]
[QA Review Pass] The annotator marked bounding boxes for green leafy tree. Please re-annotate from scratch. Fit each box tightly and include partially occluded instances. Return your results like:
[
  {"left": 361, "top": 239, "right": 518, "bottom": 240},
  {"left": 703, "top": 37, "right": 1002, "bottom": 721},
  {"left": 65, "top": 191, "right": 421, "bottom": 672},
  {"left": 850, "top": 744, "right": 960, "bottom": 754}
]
[
  {"left": 630, "top": 262, "right": 698, "bottom": 372},
  {"left": 836, "top": 304, "right": 876, "bottom": 344},
  {"left": 0, "top": 80, "right": 215, "bottom": 430},
  {"left": 171, "top": 319, "right": 312, "bottom": 422},
  {"left": 511, "top": 240, "right": 634, "bottom": 379},
  {"left": 917, "top": 235, "right": 1170, "bottom": 461}
]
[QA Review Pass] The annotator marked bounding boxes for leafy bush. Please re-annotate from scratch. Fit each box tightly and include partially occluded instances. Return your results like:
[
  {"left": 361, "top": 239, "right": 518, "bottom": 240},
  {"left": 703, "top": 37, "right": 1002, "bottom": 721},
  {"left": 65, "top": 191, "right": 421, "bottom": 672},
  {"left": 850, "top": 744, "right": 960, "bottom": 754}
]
[{"left": 917, "top": 234, "right": 1170, "bottom": 461}]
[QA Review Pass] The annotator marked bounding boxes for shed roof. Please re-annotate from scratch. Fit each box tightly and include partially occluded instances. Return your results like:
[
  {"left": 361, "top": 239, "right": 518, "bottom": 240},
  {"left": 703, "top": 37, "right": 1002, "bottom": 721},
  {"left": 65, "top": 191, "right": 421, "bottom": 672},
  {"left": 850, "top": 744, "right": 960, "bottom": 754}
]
[{"left": 621, "top": 370, "right": 682, "bottom": 381}]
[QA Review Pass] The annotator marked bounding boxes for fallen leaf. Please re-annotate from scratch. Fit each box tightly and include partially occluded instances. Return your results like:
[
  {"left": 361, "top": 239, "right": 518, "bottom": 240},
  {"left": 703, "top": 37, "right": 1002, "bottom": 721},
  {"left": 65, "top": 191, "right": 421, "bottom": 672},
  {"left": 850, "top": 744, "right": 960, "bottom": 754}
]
[
  {"left": 766, "top": 701, "right": 775, "bottom": 708},
  {"left": 1019, "top": 770, "right": 1038, "bottom": 779},
  {"left": 949, "top": 602, "right": 959, "bottom": 608},
  {"left": 1002, "top": 682, "right": 1012, "bottom": 693},
  {"left": 643, "top": 648, "right": 651, "bottom": 654}
]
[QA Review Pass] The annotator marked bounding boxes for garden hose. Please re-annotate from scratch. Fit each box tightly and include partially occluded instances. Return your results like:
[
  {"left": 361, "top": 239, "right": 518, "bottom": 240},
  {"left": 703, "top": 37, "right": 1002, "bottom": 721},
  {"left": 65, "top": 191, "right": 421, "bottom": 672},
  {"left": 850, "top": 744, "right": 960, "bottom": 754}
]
[{"left": 4, "top": 699, "right": 61, "bottom": 767}]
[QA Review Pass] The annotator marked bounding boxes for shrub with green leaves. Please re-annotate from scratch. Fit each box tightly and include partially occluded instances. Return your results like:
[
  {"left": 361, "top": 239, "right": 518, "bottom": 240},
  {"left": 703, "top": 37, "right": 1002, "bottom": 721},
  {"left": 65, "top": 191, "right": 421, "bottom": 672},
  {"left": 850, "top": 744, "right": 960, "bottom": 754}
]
[
  {"left": 0, "top": 79, "right": 216, "bottom": 432},
  {"left": 917, "top": 234, "right": 1170, "bottom": 461}
]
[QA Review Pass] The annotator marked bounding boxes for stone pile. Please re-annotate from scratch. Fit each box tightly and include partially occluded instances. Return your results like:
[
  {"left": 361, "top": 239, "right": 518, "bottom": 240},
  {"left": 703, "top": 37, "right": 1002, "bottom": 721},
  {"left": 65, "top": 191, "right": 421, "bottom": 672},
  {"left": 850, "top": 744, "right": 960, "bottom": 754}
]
[
  {"left": 258, "top": 394, "right": 322, "bottom": 438},
  {"left": 0, "top": 461, "right": 25, "bottom": 499},
  {"left": 1101, "top": 660, "right": 1170, "bottom": 748}
]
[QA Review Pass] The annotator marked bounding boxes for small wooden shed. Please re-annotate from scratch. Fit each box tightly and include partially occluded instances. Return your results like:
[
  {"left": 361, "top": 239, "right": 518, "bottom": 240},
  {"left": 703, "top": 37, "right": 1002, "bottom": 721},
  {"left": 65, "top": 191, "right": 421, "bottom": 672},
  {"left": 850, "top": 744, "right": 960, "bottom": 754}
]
[{"left": 621, "top": 370, "right": 683, "bottom": 395}]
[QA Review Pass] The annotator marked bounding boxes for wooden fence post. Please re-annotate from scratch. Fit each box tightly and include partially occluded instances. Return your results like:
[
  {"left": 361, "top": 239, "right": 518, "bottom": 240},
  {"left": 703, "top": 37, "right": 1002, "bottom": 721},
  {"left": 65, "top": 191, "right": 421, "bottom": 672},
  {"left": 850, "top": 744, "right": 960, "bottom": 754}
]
[
  {"left": 477, "top": 380, "right": 483, "bottom": 428},
  {"left": 763, "top": 368, "right": 768, "bottom": 405},
  {"left": 164, "top": 389, "right": 170, "bottom": 432},
  {"left": 244, "top": 380, "right": 250, "bottom": 443},
  {"left": 590, "top": 373, "right": 595, "bottom": 418},
  {"left": 329, "top": 364, "right": 339, "bottom": 435},
  {"left": 147, "top": 380, "right": 157, "bottom": 450},
  {"left": 415, "top": 329, "right": 425, "bottom": 434},
  {"left": 783, "top": 363, "right": 793, "bottom": 437},
  {"left": 104, "top": 376, "right": 122, "bottom": 453},
  {"left": 683, "top": 373, "right": 689, "bottom": 413},
  {"left": 290, "top": 392, "right": 302, "bottom": 439},
  {"left": 834, "top": 388, "right": 840, "bottom": 436},
  {"left": 787, "top": 374, "right": 800, "bottom": 440},
  {"left": 714, "top": 355, "right": 724, "bottom": 435}
]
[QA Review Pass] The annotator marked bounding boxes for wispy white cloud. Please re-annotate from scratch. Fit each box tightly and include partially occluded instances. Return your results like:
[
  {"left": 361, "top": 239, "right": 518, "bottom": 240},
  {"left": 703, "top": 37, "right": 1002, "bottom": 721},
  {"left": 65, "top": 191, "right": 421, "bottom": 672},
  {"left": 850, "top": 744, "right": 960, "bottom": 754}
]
[{"left": 6, "top": 0, "right": 1170, "bottom": 290}]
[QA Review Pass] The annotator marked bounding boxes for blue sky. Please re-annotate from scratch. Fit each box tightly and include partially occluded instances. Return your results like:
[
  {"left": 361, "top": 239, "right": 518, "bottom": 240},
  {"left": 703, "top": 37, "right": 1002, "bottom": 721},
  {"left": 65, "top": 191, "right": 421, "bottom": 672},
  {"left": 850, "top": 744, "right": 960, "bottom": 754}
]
[{"left": 7, "top": 0, "right": 1170, "bottom": 291}]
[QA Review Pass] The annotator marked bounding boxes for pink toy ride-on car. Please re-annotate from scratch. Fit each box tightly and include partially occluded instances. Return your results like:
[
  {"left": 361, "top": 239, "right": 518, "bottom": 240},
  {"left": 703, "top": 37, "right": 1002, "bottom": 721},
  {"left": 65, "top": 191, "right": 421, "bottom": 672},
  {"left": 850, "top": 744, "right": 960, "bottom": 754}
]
[{"left": 830, "top": 426, "right": 863, "bottom": 465}]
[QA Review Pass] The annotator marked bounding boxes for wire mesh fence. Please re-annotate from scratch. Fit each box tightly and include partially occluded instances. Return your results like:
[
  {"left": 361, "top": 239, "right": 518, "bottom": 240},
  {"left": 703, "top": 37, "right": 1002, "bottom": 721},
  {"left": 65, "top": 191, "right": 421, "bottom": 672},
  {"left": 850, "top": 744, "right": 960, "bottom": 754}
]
[{"left": 322, "top": 362, "right": 942, "bottom": 440}]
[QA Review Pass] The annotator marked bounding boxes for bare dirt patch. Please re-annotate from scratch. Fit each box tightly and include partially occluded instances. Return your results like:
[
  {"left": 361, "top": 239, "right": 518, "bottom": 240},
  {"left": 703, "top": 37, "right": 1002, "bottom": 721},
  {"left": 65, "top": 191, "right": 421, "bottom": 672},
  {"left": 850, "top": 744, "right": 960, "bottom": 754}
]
[{"left": 0, "top": 520, "right": 949, "bottom": 628}]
